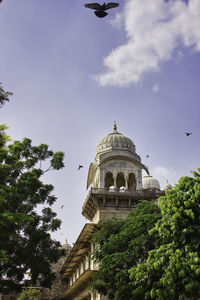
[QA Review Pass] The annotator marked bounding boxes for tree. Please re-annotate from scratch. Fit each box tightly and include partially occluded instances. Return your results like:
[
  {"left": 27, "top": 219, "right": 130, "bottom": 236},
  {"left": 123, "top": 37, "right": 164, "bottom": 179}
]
[
  {"left": 0, "top": 84, "right": 12, "bottom": 109},
  {"left": 17, "top": 288, "right": 42, "bottom": 300},
  {"left": 130, "top": 170, "right": 200, "bottom": 300},
  {"left": 0, "top": 129, "right": 65, "bottom": 293},
  {"left": 0, "top": 124, "right": 11, "bottom": 149},
  {"left": 91, "top": 200, "right": 161, "bottom": 300}
]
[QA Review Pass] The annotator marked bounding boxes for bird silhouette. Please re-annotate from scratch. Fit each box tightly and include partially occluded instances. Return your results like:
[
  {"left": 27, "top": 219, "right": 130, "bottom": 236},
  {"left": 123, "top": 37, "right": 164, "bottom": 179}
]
[
  {"left": 85, "top": 2, "right": 119, "bottom": 18},
  {"left": 146, "top": 155, "right": 149, "bottom": 158},
  {"left": 78, "top": 165, "right": 83, "bottom": 170},
  {"left": 61, "top": 205, "right": 64, "bottom": 209},
  {"left": 185, "top": 132, "right": 192, "bottom": 136}
]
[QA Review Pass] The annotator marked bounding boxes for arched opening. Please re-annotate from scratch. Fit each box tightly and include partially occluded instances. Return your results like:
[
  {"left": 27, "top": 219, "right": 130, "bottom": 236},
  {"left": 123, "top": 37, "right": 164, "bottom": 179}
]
[
  {"left": 104, "top": 172, "right": 114, "bottom": 189},
  {"left": 116, "top": 172, "right": 125, "bottom": 190},
  {"left": 128, "top": 173, "right": 136, "bottom": 190}
]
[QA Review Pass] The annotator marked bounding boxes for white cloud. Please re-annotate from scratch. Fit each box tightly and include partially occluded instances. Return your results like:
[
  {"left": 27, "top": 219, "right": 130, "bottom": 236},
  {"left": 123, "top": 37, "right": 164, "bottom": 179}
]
[
  {"left": 152, "top": 83, "right": 160, "bottom": 93},
  {"left": 109, "top": 13, "right": 123, "bottom": 29},
  {"left": 153, "top": 166, "right": 172, "bottom": 178},
  {"left": 152, "top": 166, "right": 178, "bottom": 188},
  {"left": 176, "top": 49, "right": 184, "bottom": 60},
  {"left": 96, "top": 0, "right": 200, "bottom": 87}
]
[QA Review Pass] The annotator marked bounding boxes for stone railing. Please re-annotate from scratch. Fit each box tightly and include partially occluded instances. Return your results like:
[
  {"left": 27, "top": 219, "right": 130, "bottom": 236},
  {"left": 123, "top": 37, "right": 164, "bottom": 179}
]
[{"left": 91, "top": 187, "right": 138, "bottom": 195}]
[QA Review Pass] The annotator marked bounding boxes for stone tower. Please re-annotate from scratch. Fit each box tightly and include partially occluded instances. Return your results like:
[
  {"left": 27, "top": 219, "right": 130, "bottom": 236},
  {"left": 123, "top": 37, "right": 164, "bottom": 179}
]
[
  {"left": 82, "top": 122, "right": 158, "bottom": 223},
  {"left": 60, "top": 124, "right": 162, "bottom": 300},
  {"left": 87, "top": 122, "right": 149, "bottom": 191}
]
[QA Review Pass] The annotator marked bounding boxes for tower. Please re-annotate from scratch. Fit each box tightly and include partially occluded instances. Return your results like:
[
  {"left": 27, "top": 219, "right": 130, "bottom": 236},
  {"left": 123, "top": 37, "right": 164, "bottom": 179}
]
[
  {"left": 82, "top": 122, "right": 159, "bottom": 223},
  {"left": 60, "top": 124, "right": 163, "bottom": 300}
]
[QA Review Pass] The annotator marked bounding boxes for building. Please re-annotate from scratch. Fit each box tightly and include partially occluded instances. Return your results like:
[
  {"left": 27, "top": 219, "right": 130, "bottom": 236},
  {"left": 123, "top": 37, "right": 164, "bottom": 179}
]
[{"left": 60, "top": 123, "right": 165, "bottom": 300}]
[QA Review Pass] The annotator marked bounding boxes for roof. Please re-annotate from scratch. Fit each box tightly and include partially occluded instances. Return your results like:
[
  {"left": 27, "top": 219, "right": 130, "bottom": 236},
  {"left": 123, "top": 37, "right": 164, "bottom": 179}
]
[
  {"left": 96, "top": 123, "right": 136, "bottom": 156},
  {"left": 60, "top": 269, "right": 96, "bottom": 299},
  {"left": 142, "top": 175, "right": 160, "bottom": 190},
  {"left": 60, "top": 223, "right": 97, "bottom": 277}
]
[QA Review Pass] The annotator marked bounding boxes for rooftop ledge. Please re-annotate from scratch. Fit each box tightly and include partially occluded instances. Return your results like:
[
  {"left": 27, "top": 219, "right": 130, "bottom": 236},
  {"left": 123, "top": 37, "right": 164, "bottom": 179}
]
[{"left": 82, "top": 188, "right": 164, "bottom": 221}]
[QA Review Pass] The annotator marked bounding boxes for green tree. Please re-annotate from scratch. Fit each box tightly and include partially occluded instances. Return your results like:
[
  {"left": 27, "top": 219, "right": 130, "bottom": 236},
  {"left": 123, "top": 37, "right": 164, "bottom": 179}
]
[
  {"left": 0, "top": 84, "right": 12, "bottom": 109},
  {"left": 91, "top": 200, "right": 161, "bottom": 300},
  {"left": 0, "top": 124, "right": 10, "bottom": 150},
  {"left": 17, "top": 288, "right": 42, "bottom": 300},
  {"left": 0, "top": 130, "right": 65, "bottom": 293},
  {"left": 130, "top": 170, "right": 200, "bottom": 300}
]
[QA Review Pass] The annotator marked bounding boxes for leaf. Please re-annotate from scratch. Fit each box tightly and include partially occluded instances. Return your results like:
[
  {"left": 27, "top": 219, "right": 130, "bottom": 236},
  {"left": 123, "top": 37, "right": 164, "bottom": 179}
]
[{"left": 0, "top": 129, "right": 64, "bottom": 293}]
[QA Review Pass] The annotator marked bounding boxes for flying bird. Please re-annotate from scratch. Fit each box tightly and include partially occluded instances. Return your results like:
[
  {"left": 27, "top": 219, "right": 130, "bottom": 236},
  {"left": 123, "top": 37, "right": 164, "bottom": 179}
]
[
  {"left": 61, "top": 205, "right": 64, "bottom": 209},
  {"left": 84, "top": 2, "right": 119, "bottom": 18},
  {"left": 78, "top": 165, "right": 83, "bottom": 170},
  {"left": 185, "top": 132, "right": 192, "bottom": 136},
  {"left": 146, "top": 155, "right": 149, "bottom": 158}
]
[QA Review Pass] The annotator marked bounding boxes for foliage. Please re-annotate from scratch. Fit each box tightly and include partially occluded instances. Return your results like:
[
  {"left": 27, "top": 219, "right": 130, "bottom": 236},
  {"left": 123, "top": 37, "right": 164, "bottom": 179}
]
[
  {"left": 130, "top": 169, "right": 200, "bottom": 300},
  {"left": 17, "top": 288, "right": 42, "bottom": 300},
  {"left": 91, "top": 200, "right": 161, "bottom": 300},
  {"left": 0, "top": 84, "right": 12, "bottom": 109},
  {"left": 0, "top": 124, "right": 10, "bottom": 148},
  {"left": 0, "top": 129, "right": 65, "bottom": 293}
]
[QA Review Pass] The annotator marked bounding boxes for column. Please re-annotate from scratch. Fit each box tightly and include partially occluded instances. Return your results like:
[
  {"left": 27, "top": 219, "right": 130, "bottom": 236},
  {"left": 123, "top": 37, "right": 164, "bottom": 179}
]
[
  {"left": 125, "top": 175, "right": 128, "bottom": 190},
  {"left": 113, "top": 174, "right": 117, "bottom": 190}
]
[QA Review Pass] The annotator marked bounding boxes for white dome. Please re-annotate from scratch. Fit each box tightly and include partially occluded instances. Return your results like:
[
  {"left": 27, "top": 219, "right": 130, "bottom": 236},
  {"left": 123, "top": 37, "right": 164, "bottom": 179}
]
[
  {"left": 96, "top": 123, "right": 136, "bottom": 155},
  {"left": 142, "top": 175, "right": 160, "bottom": 191},
  {"left": 164, "top": 180, "right": 172, "bottom": 190}
]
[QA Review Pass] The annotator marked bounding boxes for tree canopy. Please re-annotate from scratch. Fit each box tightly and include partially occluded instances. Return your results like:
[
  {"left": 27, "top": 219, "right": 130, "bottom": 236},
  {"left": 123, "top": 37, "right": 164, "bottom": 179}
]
[
  {"left": 0, "top": 129, "right": 65, "bottom": 293},
  {"left": 0, "top": 84, "right": 12, "bottom": 109},
  {"left": 91, "top": 200, "right": 161, "bottom": 300},
  {"left": 130, "top": 170, "right": 200, "bottom": 299},
  {"left": 0, "top": 124, "right": 10, "bottom": 148},
  {"left": 17, "top": 288, "right": 42, "bottom": 300}
]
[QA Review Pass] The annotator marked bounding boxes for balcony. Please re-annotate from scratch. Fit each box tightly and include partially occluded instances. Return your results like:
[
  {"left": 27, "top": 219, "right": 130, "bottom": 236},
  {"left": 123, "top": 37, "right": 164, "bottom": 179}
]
[{"left": 82, "top": 188, "right": 163, "bottom": 221}]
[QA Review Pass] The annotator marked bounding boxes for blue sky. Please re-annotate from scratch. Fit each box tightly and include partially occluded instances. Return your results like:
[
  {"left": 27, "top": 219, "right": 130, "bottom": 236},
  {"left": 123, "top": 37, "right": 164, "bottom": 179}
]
[{"left": 0, "top": 0, "right": 200, "bottom": 245}]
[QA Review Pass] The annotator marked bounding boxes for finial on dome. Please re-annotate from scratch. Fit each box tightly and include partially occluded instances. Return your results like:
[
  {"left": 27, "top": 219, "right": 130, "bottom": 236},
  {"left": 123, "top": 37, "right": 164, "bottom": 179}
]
[
  {"left": 164, "top": 180, "right": 172, "bottom": 190},
  {"left": 113, "top": 121, "right": 117, "bottom": 132}
]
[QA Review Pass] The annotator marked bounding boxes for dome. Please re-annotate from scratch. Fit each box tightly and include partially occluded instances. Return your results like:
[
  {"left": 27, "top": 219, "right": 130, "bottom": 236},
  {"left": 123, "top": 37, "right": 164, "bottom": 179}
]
[
  {"left": 96, "top": 122, "right": 136, "bottom": 155},
  {"left": 164, "top": 180, "right": 172, "bottom": 190},
  {"left": 142, "top": 175, "right": 160, "bottom": 191}
]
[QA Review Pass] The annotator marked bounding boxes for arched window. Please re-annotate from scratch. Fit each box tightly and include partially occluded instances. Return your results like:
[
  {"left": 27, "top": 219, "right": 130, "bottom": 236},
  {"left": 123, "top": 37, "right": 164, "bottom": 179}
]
[
  {"left": 128, "top": 173, "right": 136, "bottom": 190},
  {"left": 105, "top": 171, "right": 114, "bottom": 189},
  {"left": 116, "top": 172, "right": 125, "bottom": 190}
]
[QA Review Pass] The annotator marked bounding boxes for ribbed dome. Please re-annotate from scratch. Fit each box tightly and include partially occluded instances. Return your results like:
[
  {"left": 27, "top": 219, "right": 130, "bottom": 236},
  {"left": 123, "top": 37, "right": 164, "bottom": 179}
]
[
  {"left": 96, "top": 123, "right": 136, "bottom": 155},
  {"left": 142, "top": 175, "right": 160, "bottom": 191}
]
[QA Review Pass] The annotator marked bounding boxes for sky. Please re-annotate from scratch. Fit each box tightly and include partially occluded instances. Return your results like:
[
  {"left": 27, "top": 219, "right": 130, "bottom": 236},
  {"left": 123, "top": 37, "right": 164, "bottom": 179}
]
[{"left": 0, "top": 0, "right": 200, "bottom": 245}]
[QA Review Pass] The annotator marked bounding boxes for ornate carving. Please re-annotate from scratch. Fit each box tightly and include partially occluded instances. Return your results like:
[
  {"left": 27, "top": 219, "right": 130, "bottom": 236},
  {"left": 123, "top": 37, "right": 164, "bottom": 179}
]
[{"left": 98, "top": 150, "right": 141, "bottom": 163}]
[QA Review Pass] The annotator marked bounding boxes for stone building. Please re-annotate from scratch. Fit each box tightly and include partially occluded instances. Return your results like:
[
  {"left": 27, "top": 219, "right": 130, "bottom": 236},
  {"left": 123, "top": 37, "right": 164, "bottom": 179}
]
[{"left": 59, "top": 123, "right": 166, "bottom": 300}]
